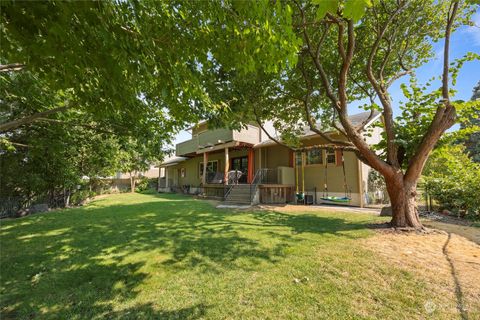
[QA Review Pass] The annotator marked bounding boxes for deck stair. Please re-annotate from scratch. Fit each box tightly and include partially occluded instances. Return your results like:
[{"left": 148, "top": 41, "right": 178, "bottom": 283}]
[{"left": 223, "top": 185, "right": 252, "bottom": 205}]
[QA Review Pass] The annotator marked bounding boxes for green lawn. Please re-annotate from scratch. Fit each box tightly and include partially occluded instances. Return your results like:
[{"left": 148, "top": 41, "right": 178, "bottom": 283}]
[{"left": 0, "top": 192, "right": 457, "bottom": 319}]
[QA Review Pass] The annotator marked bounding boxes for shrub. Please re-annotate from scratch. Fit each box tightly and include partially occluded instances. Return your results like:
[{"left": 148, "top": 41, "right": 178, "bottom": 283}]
[
  {"left": 147, "top": 177, "right": 158, "bottom": 190},
  {"left": 424, "top": 145, "right": 480, "bottom": 220},
  {"left": 135, "top": 177, "right": 150, "bottom": 193},
  {"left": 70, "top": 190, "right": 96, "bottom": 206}
]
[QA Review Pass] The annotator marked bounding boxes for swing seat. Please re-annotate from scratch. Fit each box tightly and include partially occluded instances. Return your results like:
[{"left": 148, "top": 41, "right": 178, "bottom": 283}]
[
  {"left": 320, "top": 196, "right": 351, "bottom": 204},
  {"left": 295, "top": 193, "right": 305, "bottom": 201}
]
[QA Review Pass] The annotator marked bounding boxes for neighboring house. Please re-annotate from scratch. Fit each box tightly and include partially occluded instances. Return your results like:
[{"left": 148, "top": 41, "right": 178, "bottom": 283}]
[
  {"left": 105, "top": 165, "right": 159, "bottom": 192},
  {"left": 158, "top": 111, "right": 383, "bottom": 207},
  {"left": 114, "top": 164, "right": 159, "bottom": 179}
]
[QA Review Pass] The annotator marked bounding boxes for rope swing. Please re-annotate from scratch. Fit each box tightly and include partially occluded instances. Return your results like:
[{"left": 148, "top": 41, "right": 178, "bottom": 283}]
[
  {"left": 320, "top": 149, "right": 351, "bottom": 204},
  {"left": 295, "top": 152, "right": 305, "bottom": 203}
]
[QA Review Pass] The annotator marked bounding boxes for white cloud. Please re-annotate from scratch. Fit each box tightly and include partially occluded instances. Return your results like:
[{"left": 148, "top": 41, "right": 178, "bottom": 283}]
[{"left": 465, "top": 11, "right": 480, "bottom": 47}]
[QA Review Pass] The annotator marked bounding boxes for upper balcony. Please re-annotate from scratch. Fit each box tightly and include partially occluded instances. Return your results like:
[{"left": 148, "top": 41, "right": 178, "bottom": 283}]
[
  {"left": 176, "top": 139, "right": 198, "bottom": 157},
  {"left": 176, "top": 125, "right": 260, "bottom": 156}
]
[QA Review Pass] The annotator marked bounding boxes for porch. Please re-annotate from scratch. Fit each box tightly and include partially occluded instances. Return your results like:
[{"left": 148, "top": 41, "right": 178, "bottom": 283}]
[{"left": 159, "top": 167, "right": 295, "bottom": 205}]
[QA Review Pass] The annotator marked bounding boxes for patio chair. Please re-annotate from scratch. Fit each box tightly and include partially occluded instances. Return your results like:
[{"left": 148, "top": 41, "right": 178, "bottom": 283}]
[{"left": 227, "top": 170, "right": 243, "bottom": 185}]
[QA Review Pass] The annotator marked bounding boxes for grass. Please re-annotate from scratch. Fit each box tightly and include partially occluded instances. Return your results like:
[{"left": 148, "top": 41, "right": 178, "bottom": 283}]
[{"left": 0, "top": 192, "right": 461, "bottom": 319}]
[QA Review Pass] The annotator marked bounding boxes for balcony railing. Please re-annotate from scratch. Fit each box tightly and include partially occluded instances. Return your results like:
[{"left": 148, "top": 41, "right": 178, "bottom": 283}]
[
  {"left": 176, "top": 139, "right": 198, "bottom": 156},
  {"left": 198, "top": 128, "right": 233, "bottom": 147}
]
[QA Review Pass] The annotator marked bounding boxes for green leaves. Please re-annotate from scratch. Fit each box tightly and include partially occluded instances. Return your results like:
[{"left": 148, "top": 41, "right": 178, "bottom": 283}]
[
  {"left": 312, "top": 0, "right": 372, "bottom": 21},
  {"left": 424, "top": 144, "right": 480, "bottom": 218},
  {"left": 312, "top": 0, "right": 338, "bottom": 20},
  {"left": 343, "top": 0, "right": 372, "bottom": 22}
]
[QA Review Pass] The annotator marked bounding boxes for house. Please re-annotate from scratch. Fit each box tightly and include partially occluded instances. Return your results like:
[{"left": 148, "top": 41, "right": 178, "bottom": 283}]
[
  {"left": 113, "top": 165, "right": 159, "bottom": 180},
  {"left": 102, "top": 165, "right": 159, "bottom": 192},
  {"left": 158, "top": 111, "right": 383, "bottom": 206}
]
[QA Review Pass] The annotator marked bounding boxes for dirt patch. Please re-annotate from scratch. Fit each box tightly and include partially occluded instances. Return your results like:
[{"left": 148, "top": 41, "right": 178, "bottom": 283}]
[
  {"left": 258, "top": 204, "right": 380, "bottom": 215},
  {"left": 362, "top": 231, "right": 480, "bottom": 318},
  {"left": 422, "top": 220, "right": 480, "bottom": 245}
]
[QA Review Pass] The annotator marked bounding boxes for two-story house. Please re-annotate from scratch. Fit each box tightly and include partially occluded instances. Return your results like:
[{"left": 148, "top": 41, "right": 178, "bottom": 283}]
[{"left": 158, "top": 111, "right": 383, "bottom": 207}]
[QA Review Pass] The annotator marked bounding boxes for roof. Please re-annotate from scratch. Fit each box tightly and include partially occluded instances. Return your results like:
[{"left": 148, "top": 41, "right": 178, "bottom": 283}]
[
  {"left": 186, "top": 120, "right": 208, "bottom": 131},
  {"left": 159, "top": 156, "right": 188, "bottom": 167},
  {"left": 254, "top": 111, "right": 382, "bottom": 148}
]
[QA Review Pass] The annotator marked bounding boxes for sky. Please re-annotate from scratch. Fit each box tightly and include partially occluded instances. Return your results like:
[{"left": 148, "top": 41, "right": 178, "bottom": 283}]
[{"left": 172, "top": 9, "right": 480, "bottom": 146}]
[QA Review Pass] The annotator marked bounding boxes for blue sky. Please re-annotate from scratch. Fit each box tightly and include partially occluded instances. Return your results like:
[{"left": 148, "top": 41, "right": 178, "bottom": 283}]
[
  {"left": 349, "top": 9, "right": 480, "bottom": 115},
  {"left": 172, "top": 10, "right": 480, "bottom": 146}
]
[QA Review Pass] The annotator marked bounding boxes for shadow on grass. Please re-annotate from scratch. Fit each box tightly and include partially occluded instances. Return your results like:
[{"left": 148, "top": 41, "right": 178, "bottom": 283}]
[{"left": 0, "top": 193, "right": 371, "bottom": 319}]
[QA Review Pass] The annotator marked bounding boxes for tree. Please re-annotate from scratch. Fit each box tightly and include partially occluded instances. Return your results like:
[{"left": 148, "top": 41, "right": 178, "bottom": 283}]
[
  {"left": 424, "top": 144, "right": 480, "bottom": 219},
  {"left": 211, "top": 0, "right": 479, "bottom": 229},
  {"left": 116, "top": 139, "right": 159, "bottom": 193},
  {"left": 0, "top": 1, "right": 297, "bottom": 133},
  {"left": 0, "top": 108, "right": 122, "bottom": 207},
  {"left": 460, "top": 81, "right": 480, "bottom": 162}
]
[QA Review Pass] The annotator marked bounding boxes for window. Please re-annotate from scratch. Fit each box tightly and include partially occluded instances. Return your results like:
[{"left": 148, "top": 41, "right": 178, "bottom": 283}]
[
  {"left": 180, "top": 168, "right": 186, "bottom": 178},
  {"left": 199, "top": 160, "right": 218, "bottom": 176},
  {"left": 326, "top": 150, "right": 336, "bottom": 164},
  {"left": 295, "top": 152, "right": 303, "bottom": 166},
  {"left": 306, "top": 149, "right": 323, "bottom": 165}
]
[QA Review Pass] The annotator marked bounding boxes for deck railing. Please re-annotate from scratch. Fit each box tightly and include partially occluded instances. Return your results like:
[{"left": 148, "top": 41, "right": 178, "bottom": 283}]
[{"left": 249, "top": 168, "right": 277, "bottom": 203}]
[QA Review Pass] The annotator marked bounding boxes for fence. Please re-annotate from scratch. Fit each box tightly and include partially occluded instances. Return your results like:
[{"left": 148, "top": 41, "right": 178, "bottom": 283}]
[
  {"left": 0, "top": 194, "right": 65, "bottom": 219},
  {"left": 0, "top": 197, "right": 26, "bottom": 218}
]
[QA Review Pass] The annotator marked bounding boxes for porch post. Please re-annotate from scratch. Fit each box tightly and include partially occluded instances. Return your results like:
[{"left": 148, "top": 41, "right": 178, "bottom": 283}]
[
  {"left": 259, "top": 148, "right": 262, "bottom": 169},
  {"left": 202, "top": 152, "right": 208, "bottom": 185},
  {"left": 224, "top": 147, "right": 229, "bottom": 185},
  {"left": 165, "top": 168, "right": 169, "bottom": 189},
  {"left": 157, "top": 168, "right": 162, "bottom": 192},
  {"left": 247, "top": 148, "right": 254, "bottom": 183}
]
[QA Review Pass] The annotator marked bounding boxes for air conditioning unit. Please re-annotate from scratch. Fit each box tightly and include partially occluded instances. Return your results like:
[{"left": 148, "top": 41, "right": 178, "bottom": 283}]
[{"left": 277, "top": 166, "right": 294, "bottom": 185}]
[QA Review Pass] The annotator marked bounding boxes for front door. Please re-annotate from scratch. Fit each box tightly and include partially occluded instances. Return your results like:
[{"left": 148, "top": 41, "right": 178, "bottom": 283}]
[{"left": 231, "top": 156, "right": 248, "bottom": 183}]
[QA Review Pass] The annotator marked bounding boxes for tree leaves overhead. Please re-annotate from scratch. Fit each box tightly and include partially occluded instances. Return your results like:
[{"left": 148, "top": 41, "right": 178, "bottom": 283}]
[
  {"left": 343, "top": 0, "right": 372, "bottom": 22},
  {"left": 312, "top": 0, "right": 339, "bottom": 19},
  {"left": 312, "top": 0, "right": 372, "bottom": 21},
  {"left": 1, "top": 0, "right": 299, "bottom": 134}
]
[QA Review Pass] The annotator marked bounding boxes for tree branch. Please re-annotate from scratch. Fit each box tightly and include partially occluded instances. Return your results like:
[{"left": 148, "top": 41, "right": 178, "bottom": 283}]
[
  {"left": 0, "top": 63, "right": 25, "bottom": 72},
  {"left": 297, "top": 143, "right": 358, "bottom": 153},
  {"left": 365, "top": 1, "right": 408, "bottom": 168},
  {"left": 253, "top": 107, "right": 294, "bottom": 150},
  {"left": 295, "top": 2, "right": 339, "bottom": 107},
  {"left": 404, "top": 0, "right": 459, "bottom": 183},
  {"left": 0, "top": 106, "right": 71, "bottom": 132},
  {"left": 335, "top": 19, "right": 394, "bottom": 176}
]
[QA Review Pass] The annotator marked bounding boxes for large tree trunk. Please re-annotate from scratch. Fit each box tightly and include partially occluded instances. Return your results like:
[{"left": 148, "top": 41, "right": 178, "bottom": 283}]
[{"left": 385, "top": 173, "right": 423, "bottom": 229}]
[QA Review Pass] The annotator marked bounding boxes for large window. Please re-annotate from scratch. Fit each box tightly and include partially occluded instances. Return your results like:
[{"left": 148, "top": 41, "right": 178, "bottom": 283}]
[
  {"left": 306, "top": 149, "right": 323, "bottom": 165},
  {"left": 199, "top": 160, "right": 218, "bottom": 177},
  {"left": 326, "top": 150, "right": 336, "bottom": 164}
]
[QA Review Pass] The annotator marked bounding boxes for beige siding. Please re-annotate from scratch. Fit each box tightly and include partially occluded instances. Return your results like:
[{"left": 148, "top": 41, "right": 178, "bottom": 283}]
[
  {"left": 296, "top": 151, "right": 359, "bottom": 193},
  {"left": 258, "top": 145, "right": 291, "bottom": 169},
  {"left": 233, "top": 125, "right": 260, "bottom": 145}
]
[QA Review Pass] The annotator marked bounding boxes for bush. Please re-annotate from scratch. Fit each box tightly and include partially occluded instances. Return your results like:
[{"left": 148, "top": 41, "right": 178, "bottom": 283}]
[
  {"left": 135, "top": 177, "right": 150, "bottom": 193},
  {"left": 424, "top": 145, "right": 480, "bottom": 220},
  {"left": 147, "top": 177, "right": 158, "bottom": 190},
  {"left": 70, "top": 190, "right": 96, "bottom": 206}
]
